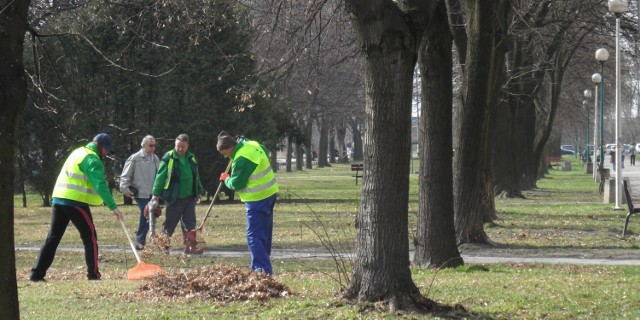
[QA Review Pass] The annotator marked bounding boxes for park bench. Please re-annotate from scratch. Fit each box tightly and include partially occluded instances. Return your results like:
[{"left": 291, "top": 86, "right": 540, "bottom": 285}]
[
  {"left": 351, "top": 163, "right": 363, "bottom": 185},
  {"left": 546, "top": 156, "right": 562, "bottom": 170},
  {"left": 622, "top": 180, "right": 640, "bottom": 237}
]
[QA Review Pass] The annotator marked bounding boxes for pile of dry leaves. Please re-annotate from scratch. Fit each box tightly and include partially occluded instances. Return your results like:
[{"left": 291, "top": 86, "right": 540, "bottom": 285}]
[{"left": 130, "top": 265, "right": 292, "bottom": 302}]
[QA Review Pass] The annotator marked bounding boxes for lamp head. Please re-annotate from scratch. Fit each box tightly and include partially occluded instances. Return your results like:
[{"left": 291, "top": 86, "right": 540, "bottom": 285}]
[
  {"left": 608, "top": 0, "right": 628, "bottom": 14},
  {"left": 595, "top": 48, "right": 609, "bottom": 62},
  {"left": 592, "top": 73, "right": 602, "bottom": 84},
  {"left": 584, "top": 89, "right": 593, "bottom": 99}
]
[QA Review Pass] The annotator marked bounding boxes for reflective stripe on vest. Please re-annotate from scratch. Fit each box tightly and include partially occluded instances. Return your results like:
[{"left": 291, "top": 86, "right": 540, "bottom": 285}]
[
  {"left": 163, "top": 151, "right": 175, "bottom": 190},
  {"left": 52, "top": 147, "right": 103, "bottom": 205},
  {"left": 235, "top": 140, "right": 278, "bottom": 202}
]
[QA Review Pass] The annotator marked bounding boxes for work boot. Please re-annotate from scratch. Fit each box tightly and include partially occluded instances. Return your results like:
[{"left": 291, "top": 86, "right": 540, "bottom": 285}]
[{"left": 184, "top": 230, "right": 203, "bottom": 255}]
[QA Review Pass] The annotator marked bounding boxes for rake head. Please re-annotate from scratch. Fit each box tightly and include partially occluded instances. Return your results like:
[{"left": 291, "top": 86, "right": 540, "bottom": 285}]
[{"left": 127, "top": 261, "right": 165, "bottom": 281}]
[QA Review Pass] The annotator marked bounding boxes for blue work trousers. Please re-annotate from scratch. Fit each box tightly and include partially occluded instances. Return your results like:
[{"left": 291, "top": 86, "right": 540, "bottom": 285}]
[
  {"left": 134, "top": 197, "right": 151, "bottom": 245},
  {"left": 245, "top": 194, "right": 277, "bottom": 275}
]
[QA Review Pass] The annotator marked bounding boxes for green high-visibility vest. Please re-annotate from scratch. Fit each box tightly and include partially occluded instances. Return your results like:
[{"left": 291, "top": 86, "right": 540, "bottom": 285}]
[
  {"left": 234, "top": 141, "right": 278, "bottom": 202},
  {"left": 52, "top": 147, "right": 103, "bottom": 205}
]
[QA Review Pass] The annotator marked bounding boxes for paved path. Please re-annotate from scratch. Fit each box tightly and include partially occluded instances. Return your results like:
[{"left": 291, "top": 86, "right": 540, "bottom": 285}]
[
  {"left": 15, "top": 245, "right": 640, "bottom": 266},
  {"left": 598, "top": 151, "right": 640, "bottom": 199}
]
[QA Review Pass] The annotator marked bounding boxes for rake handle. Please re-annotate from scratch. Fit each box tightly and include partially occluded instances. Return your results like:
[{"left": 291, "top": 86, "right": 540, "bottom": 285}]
[
  {"left": 197, "top": 160, "right": 232, "bottom": 231},
  {"left": 119, "top": 217, "right": 142, "bottom": 263}
]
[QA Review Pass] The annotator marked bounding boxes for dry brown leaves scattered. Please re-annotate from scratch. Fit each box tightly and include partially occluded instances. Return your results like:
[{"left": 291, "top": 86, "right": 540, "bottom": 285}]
[
  {"left": 140, "top": 233, "right": 172, "bottom": 259},
  {"left": 129, "top": 265, "right": 292, "bottom": 302}
]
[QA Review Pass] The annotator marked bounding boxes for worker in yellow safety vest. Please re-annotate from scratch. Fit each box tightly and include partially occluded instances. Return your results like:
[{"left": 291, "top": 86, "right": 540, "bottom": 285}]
[
  {"left": 217, "top": 131, "right": 278, "bottom": 275},
  {"left": 31, "top": 133, "right": 123, "bottom": 281}
]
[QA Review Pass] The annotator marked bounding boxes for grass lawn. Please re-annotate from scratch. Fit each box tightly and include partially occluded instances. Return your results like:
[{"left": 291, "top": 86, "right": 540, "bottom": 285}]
[{"left": 15, "top": 157, "right": 640, "bottom": 319}]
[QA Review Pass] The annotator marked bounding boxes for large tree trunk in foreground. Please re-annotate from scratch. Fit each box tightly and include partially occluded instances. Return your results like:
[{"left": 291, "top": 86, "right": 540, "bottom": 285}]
[
  {"left": 344, "top": 1, "right": 454, "bottom": 313},
  {"left": 413, "top": 0, "right": 462, "bottom": 269},
  {"left": 0, "top": 1, "right": 31, "bottom": 318},
  {"left": 345, "top": 0, "right": 422, "bottom": 308}
]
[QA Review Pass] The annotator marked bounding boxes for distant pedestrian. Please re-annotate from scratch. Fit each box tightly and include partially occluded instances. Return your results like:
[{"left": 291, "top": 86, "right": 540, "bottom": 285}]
[
  {"left": 631, "top": 146, "right": 636, "bottom": 166},
  {"left": 610, "top": 148, "right": 616, "bottom": 172},
  {"left": 30, "top": 133, "right": 124, "bottom": 281},
  {"left": 119, "top": 135, "right": 160, "bottom": 250}
]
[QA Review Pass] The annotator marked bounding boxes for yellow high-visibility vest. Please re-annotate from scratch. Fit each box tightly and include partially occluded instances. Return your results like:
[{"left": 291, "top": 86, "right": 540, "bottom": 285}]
[
  {"left": 52, "top": 147, "right": 103, "bottom": 205},
  {"left": 234, "top": 140, "right": 278, "bottom": 202}
]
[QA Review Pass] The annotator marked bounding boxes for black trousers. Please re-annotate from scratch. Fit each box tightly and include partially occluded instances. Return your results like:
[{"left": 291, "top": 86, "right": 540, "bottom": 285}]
[{"left": 31, "top": 204, "right": 101, "bottom": 280}]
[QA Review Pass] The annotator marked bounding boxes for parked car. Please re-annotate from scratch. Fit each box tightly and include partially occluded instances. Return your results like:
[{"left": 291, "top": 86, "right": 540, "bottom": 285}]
[{"left": 560, "top": 144, "right": 575, "bottom": 155}]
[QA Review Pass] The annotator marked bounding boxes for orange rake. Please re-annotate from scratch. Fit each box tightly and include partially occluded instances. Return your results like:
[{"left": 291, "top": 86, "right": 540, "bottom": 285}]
[{"left": 118, "top": 218, "right": 165, "bottom": 280}]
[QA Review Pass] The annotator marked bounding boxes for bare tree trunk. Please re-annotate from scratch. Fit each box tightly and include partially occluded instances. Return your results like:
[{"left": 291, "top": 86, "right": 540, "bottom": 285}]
[
  {"left": 336, "top": 123, "right": 348, "bottom": 163},
  {"left": 0, "top": 1, "right": 31, "bottom": 317},
  {"left": 453, "top": 0, "right": 509, "bottom": 244},
  {"left": 318, "top": 116, "right": 329, "bottom": 167},
  {"left": 295, "top": 141, "right": 304, "bottom": 171},
  {"left": 345, "top": 0, "right": 434, "bottom": 310},
  {"left": 303, "top": 117, "right": 314, "bottom": 169},
  {"left": 329, "top": 127, "right": 337, "bottom": 164},
  {"left": 286, "top": 137, "right": 293, "bottom": 172},
  {"left": 350, "top": 119, "right": 364, "bottom": 162},
  {"left": 17, "top": 151, "right": 27, "bottom": 207},
  {"left": 413, "top": 0, "right": 462, "bottom": 269}
]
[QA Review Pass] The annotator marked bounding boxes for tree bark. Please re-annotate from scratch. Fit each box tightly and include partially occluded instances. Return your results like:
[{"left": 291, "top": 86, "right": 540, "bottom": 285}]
[
  {"left": 318, "top": 115, "right": 329, "bottom": 167},
  {"left": 295, "top": 141, "right": 304, "bottom": 171},
  {"left": 286, "top": 136, "right": 293, "bottom": 172},
  {"left": 329, "top": 127, "right": 337, "bottom": 164},
  {"left": 350, "top": 118, "right": 364, "bottom": 162},
  {"left": 0, "top": 1, "right": 31, "bottom": 318},
  {"left": 345, "top": 0, "right": 429, "bottom": 309},
  {"left": 303, "top": 116, "right": 314, "bottom": 169},
  {"left": 453, "top": 0, "right": 509, "bottom": 244},
  {"left": 413, "top": 0, "right": 462, "bottom": 268}
]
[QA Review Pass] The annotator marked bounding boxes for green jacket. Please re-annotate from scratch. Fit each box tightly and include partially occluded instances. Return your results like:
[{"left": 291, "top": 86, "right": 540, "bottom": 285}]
[{"left": 152, "top": 149, "right": 204, "bottom": 204}]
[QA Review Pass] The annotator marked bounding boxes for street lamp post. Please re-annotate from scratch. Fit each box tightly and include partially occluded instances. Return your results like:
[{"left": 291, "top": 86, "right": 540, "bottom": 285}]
[
  {"left": 583, "top": 100, "right": 590, "bottom": 165},
  {"left": 595, "top": 50, "right": 609, "bottom": 179},
  {"left": 590, "top": 76, "right": 600, "bottom": 181},
  {"left": 584, "top": 89, "right": 593, "bottom": 166},
  {"left": 608, "top": 0, "right": 627, "bottom": 210}
]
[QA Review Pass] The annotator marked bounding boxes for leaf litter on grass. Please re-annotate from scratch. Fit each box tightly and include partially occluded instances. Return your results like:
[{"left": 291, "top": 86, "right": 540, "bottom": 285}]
[{"left": 126, "top": 265, "right": 292, "bottom": 302}]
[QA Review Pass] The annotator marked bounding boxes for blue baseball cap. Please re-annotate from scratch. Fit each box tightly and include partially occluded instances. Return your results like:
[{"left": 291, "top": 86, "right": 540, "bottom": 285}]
[{"left": 93, "top": 133, "right": 114, "bottom": 154}]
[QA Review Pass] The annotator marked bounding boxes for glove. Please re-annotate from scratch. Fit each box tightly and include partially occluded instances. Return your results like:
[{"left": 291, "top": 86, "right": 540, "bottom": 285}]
[
  {"left": 220, "top": 172, "right": 230, "bottom": 181},
  {"left": 143, "top": 205, "right": 162, "bottom": 219},
  {"left": 144, "top": 199, "right": 162, "bottom": 218}
]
